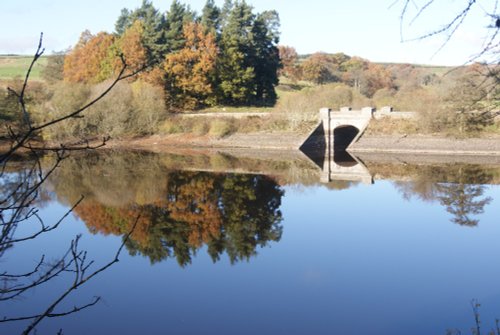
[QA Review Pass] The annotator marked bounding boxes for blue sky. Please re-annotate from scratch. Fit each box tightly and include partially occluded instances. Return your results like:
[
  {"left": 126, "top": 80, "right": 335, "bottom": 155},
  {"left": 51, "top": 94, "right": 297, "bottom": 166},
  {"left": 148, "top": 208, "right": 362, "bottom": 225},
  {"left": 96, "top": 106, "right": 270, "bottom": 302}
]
[{"left": 0, "top": 0, "right": 495, "bottom": 65}]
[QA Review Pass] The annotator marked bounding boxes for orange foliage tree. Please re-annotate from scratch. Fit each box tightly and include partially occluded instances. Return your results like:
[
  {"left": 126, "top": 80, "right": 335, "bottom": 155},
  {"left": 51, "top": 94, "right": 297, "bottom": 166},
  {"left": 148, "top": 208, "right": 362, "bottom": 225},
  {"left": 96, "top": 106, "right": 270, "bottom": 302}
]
[
  {"left": 362, "top": 63, "right": 394, "bottom": 97},
  {"left": 114, "top": 20, "right": 148, "bottom": 75},
  {"left": 300, "top": 52, "right": 335, "bottom": 84},
  {"left": 278, "top": 45, "right": 299, "bottom": 79},
  {"left": 163, "top": 22, "right": 218, "bottom": 109},
  {"left": 111, "top": 19, "right": 166, "bottom": 86},
  {"left": 63, "top": 31, "right": 116, "bottom": 83}
]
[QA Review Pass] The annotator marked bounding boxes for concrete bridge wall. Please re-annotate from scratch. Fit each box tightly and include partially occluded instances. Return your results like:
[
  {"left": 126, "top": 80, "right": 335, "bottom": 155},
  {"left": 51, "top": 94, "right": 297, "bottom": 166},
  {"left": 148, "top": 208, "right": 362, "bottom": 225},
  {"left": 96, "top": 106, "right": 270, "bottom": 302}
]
[{"left": 300, "top": 106, "right": 417, "bottom": 184}]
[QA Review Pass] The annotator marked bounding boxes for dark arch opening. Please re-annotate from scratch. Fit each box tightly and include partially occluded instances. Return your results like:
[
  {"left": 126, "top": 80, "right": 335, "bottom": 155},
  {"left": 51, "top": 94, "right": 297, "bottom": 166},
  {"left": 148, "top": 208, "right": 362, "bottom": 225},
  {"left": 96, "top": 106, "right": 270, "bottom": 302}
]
[
  {"left": 333, "top": 125, "right": 359, "bottom": 152},
  {"left": 333, "top": 151, "right": 358, "bottom": 167}
]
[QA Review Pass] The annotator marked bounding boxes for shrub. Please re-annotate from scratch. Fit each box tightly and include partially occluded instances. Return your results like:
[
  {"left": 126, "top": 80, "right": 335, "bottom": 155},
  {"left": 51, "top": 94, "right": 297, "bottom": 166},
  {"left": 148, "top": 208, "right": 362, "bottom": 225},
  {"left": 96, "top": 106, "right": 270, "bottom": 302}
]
[
  {"left": 38, "top": 82, "right": 91, "bottom": 141},
  {"left": 130, "top": 81, "right": 165, "bottom": 135},
  {"left": 40, "top": 80, "right": 166, "bottom": 141},
  {"left": 85, "top": 80, "right": 134, "bottom": 137}
]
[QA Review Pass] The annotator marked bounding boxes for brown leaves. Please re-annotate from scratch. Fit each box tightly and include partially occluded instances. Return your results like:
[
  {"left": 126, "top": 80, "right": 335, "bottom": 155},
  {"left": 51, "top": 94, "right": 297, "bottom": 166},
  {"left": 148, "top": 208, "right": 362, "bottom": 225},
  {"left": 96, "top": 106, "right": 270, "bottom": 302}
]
[
  {"left": 164, "top": 22, "right": 218, "bottom": 109},
  {"left": 63, "top": 32, "right": 116, "bottom": 84}
]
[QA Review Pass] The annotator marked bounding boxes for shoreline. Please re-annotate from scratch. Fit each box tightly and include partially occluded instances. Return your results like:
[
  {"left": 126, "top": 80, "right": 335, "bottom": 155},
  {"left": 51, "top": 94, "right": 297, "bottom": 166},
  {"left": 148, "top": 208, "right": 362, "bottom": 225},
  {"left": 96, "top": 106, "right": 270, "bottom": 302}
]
[
  {"left": 104, "top": 132, "right": 500, "bottom": 156},
  {"left": 4, "top": 132, "right": 500, "bottom": 159}
]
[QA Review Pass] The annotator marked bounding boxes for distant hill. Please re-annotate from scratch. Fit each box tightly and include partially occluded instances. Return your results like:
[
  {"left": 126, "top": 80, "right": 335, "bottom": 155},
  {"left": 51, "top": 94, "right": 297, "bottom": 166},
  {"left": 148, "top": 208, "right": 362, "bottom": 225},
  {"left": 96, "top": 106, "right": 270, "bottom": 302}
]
[
  {"left": 0, "top": 55, "right": 47, "bottom": 81},
  {"left": 298, "top": 52, "right": 456, "bottom": 76}
]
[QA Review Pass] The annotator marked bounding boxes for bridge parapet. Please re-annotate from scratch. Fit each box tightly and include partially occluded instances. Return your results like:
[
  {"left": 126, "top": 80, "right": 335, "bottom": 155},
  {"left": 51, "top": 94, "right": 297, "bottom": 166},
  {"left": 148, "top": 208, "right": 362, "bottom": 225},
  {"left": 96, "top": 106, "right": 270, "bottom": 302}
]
[
  {"left": 319, "top": 107, "right": 373, "bottom": 136},
  {"left": 373, "top": 106, "right": 417, "bottom": 119}
]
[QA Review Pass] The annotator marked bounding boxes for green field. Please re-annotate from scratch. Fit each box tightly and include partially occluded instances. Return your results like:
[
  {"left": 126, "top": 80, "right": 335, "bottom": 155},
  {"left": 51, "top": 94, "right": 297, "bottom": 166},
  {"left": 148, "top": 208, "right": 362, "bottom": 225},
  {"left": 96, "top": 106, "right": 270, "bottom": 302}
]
[{"left": 0, "top": 55, "right": 47, "bottom": 81}]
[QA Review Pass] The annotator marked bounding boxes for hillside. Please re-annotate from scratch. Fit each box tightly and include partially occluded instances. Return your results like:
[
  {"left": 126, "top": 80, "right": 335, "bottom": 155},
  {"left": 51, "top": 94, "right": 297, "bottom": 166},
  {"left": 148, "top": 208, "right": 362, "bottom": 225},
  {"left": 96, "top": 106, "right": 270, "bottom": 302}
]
[{"left": 0, "top": 55, "right": 47, "bottom": 81}]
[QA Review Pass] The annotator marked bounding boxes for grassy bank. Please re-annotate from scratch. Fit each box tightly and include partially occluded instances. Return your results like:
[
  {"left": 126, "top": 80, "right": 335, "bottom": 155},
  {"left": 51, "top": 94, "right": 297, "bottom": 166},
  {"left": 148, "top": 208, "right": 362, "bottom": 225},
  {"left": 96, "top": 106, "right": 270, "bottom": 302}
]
[{"left": 0, "top": 55, "right": 47, "bottom": 81}]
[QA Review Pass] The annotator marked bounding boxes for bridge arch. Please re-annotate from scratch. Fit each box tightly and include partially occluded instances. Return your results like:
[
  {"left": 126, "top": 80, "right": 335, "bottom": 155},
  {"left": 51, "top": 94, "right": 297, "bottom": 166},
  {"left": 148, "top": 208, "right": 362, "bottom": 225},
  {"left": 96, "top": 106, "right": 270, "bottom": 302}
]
[{"left": 333, "top": 125, "right": 359, "bottom": 151}]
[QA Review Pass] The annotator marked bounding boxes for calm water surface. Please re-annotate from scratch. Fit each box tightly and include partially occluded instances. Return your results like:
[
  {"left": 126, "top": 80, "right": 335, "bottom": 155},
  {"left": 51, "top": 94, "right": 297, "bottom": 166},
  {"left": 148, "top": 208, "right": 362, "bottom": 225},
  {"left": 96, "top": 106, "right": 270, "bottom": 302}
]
[{"left": 2, "top": 151, "right": 500, "bottom": 335}]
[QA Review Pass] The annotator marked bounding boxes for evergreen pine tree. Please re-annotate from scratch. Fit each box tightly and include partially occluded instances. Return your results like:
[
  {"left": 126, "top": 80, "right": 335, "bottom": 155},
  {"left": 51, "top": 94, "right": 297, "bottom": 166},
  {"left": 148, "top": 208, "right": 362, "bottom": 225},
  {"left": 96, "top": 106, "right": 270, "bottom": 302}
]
[
  {"left": 164, "top": 0, "right": 195, "bottom": 52},
  {"left": 217, "top": 0, "right": 255, "bottom": 104},
  {"left": 114, "top": 0, "right": 166, "bottom": 64},
  {"left": 250, "top": 10, "right": 281, "bottom": 105},
  {"left": 200, "top": 0, "right": 221, "bottom": 36}
]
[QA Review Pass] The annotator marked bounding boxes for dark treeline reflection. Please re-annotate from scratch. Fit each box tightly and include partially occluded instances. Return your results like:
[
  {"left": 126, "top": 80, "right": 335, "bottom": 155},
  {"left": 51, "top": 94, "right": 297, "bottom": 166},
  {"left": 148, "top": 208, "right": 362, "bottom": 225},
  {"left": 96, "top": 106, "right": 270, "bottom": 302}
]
[
  {"left": 393, "top": 165, "right": 494, "bottom": 226},
  {"left": 48, "top": 152, "right": 284, "bottom": 266}
]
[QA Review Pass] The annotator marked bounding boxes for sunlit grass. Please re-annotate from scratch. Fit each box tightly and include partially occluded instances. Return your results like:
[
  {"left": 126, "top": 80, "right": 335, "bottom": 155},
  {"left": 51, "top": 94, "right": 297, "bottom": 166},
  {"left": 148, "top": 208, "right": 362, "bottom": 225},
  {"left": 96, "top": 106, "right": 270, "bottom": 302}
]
[{"left": 0, "top": 55, "right": 47, "bottom": 80}]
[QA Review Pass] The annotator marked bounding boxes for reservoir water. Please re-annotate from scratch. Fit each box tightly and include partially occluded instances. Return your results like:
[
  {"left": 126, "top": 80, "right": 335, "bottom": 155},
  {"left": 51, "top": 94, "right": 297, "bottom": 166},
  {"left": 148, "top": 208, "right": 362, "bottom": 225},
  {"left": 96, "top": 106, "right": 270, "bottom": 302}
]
[{"left": 2, "top": 149, "right": 500, "bottom": 335}]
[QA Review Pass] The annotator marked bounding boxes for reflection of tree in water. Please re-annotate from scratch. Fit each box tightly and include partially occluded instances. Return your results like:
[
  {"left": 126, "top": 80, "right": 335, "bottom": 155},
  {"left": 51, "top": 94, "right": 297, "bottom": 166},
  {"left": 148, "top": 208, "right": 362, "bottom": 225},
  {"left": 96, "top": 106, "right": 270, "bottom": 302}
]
[
  {"left": 50, "top": 155, "right": 284, "bottom": 266},
  {"left": 435, "top": 183, "right": 491, "bottom": 226},
  {"left": 395, "top": 165, "right": 493, "bottom": 226}
]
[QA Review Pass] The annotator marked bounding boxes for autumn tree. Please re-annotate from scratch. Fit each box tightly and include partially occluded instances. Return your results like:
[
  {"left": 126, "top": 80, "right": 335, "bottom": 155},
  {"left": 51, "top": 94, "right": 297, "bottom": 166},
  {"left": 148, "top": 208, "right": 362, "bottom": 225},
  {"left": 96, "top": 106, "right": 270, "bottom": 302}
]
[
  {"left": 63, "top": 31, "right": 116, "bottom": 83},
  {"left": 301, "top": 53, "right": 336, "bottom": 84},
  {"left": 278, "top": 45, "right": 299, "bottom": 78},
  {"left": 360, "top": 63, "right": 394, "bottom": 97},
  {"left": 112, "top": 20, "right": 149, "bottom": 75},
  {"left": 164, "top": 22, "right": 218, "bottom": 109},
  {"left": 341, "top": 56, "right": 368, "bottom": 91}
]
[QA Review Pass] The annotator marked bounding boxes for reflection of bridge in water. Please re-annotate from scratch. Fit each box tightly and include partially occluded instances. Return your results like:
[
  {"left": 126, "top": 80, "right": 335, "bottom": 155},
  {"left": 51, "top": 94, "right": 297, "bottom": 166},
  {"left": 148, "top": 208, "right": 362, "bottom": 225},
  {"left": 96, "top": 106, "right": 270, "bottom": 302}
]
[{"left": 300, "top": 107, "right": 374, "bottom": 184}]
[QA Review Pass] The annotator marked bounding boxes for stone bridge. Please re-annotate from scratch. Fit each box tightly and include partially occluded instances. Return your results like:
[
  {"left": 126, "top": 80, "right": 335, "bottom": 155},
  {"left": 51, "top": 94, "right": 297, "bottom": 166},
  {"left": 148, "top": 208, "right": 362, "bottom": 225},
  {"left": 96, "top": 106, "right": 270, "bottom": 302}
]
[{"left": 299, "top": 106, "right": 416, "bottom": 183}]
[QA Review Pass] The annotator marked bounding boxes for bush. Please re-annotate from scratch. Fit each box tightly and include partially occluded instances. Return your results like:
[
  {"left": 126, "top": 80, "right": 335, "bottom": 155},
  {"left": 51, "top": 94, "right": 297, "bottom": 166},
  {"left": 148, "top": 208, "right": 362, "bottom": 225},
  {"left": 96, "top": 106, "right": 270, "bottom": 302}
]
[
  {"left": 38, "top": 82, "right": 91, "bottom": 141},
  {"left": 130, "top": 81, "right": 165, "bottom": 135},
  {"left": 40, "top": 80, "right": 166, "bottom": 141},
  {"left": 85, "top": 81, "right": 134, "bottom": 137}
]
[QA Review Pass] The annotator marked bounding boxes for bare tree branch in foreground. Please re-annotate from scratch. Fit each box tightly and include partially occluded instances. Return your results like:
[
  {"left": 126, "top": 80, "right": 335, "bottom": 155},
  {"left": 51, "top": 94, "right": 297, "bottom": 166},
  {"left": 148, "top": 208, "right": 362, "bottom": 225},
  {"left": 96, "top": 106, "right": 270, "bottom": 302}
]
[
  {"left": 394, "top": 0, "right": 500, "bottom": 64},
  {"left": 0, "top": 33, "right": 143, "bottom": 334}
]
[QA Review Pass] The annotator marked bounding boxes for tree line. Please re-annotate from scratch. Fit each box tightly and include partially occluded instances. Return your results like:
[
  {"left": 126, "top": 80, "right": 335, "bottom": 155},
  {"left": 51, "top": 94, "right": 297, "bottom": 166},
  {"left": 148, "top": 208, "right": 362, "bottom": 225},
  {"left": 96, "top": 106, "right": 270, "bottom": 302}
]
[
  {"left": 279, "top": 48, "right": 396, "bottom": 98},
  {"left": 63, "top": 0, "right": 281, "bottom": 109}
]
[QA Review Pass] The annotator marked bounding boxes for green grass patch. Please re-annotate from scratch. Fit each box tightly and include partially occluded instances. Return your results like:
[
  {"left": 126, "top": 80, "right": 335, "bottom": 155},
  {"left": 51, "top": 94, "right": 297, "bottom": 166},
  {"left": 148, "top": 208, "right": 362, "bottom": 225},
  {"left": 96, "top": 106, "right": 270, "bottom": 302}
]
[
  {"left": 0, "top": 56, "right": 47, "bottom": 81},
  {"left": 199, "top": 105, "right": 274, "bottom": 113}
]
